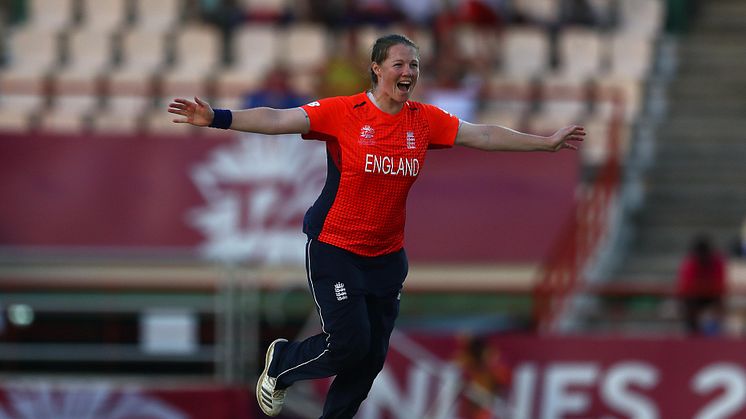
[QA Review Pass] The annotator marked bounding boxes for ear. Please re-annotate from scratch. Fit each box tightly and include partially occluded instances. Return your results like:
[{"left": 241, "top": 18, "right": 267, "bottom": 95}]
[{"left": 371, "top": 62, "right": 382, "bottom": 78}]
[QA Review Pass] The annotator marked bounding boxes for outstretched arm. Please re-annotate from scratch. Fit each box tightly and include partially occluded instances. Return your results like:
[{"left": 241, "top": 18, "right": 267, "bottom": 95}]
[
  {"left": 168, "top": 97, "right": 310, "bottom": 135},
  {"left": 455, "top": 121, "right": 585, "bottom": 152}
]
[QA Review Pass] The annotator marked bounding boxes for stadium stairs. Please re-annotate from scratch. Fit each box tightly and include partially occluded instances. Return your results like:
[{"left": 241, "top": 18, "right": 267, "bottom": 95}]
[{"left": 578, "top": 0, "right": 746, "bottom": 333}]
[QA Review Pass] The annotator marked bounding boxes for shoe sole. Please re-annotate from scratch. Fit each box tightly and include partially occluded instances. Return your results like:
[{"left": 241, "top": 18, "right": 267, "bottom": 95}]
[{"left": 256, "top": 338, "right": 287, "bottom": 417}]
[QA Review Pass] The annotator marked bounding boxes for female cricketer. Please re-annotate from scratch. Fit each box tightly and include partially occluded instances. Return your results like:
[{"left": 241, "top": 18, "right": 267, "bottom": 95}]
[{"left": 168, "top": 34, "right": 585, "bottom": 418}]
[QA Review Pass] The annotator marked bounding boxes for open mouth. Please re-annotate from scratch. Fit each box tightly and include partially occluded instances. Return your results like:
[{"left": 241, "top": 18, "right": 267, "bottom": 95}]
[{"left": 396, "top": 81, "right": 412, "bottom": 93}]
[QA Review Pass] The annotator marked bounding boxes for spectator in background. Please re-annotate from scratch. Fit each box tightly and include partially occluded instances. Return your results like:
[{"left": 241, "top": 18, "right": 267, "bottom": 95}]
[
  {"left": 729, "top": 217, "right": 746, "bottom": 258},
  {"left": 303, "top": 0, "right": 355, "bottom": 27},
  {"left": 454, "top": 334, "right": 512, "bottom": 419},
  {"left": 677, "top": 234, "right": 727, "bottom": 335},
  {"left": 390, "top": 0, "right": 443, "bottom": 26},
  {"left": 560, "top": 0, "right": 600, "bottom": 26},
  {"left": 422, "top": 36, "right": 483, "bottom": 122},
  {"left": 317, "top": 33, "right": 369, "bottom": 98},
  {"left": 739, "top": 217, "right": 746, "bottom": 257},
  {"left": 195, "top": 0, "right": 247, "bottom": 64},
  {"left": 242, "top": 67, "right": 309, "bottom": 110}
]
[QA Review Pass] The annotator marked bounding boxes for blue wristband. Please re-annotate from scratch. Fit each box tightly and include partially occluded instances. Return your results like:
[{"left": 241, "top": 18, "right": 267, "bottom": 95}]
[{"left": 209, "top": 109, "right": 232, "bottom": 129}]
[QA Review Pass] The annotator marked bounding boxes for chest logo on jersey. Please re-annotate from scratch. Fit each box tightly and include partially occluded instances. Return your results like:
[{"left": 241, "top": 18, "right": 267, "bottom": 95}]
[
  {"left": 359, "top": 125, "right": 376, "bottom": 145},
  {"left": 406, "top": 131, "right": 416, "bottom": 149}
]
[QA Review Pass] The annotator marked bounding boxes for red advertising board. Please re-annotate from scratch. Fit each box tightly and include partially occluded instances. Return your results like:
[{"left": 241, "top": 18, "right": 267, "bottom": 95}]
[
  {"left": 0, "top": 132, "right": 578, "bottom": 264},
  {"left": 352, "top": 333, "right": 746, "bottom": 419},
  {"left": 1, "top": 335, "right": 744, "bottom": 418},
  {"left": 0, "top": 383, "right": 255, "bottom": 419}
]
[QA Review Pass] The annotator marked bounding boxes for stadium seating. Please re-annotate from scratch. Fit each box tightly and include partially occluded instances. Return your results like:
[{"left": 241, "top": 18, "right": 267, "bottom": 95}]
[{"left": 0, "top": 0, "right": 664, "bottom": 164}]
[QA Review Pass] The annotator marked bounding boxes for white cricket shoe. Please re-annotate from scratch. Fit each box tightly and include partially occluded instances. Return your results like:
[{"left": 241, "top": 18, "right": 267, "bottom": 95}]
[{"left": 256, "top": 338, "right": 288, "bottom": 417}]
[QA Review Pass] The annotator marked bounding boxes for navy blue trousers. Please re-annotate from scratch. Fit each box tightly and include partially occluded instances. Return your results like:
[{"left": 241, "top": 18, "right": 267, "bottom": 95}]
[{"left": 269, "top": 239, "right": 407, "bottom": 419}]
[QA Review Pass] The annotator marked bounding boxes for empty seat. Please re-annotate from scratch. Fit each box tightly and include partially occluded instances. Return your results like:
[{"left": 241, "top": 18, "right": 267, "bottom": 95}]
[
  {"left": 499, "top": 27, "right": 550, "bottom": 81},
  {"left": 38, "top": 112, "right": 87, "bottom": 133},
  {"left": 593, "top": 77, "right": 644, "bottom": 122},
  {"left": 38, "top": 94, "right": 98, "bottom": 133},
  {"left": 0, "top": 94, "right": 46, "bottom": 112},
  {"left": 453, "top": 24, "right": 500, "bottom": 63},
  {"left": 132, "top": 0, "right": 182, "bottom": 33},
  {"left": 355, "top": 25, "right": 388, "bottom": 58},
  {"left": 525, "top": 109, "right": 583, "bottom": 136},
  {"left": 386, "top": 24, "right": 435, "bottom": 65},
  {"left": 618, "top": 0, "right": 664, "bottom": 38},
  {"left": 0, "top": 27, "right": 59, "bottom": 94},
  {"left": 161, "top": 24, "right": 222, "bottom": 96},
  {"left": 0, "top": 94, "right": 44, "bottom": 133},
  {"left": 0, "top": 109, "right": 34, "bottom": 133},
  {"left": 90, "top": 112, "right": 140, "bottom": 134},
  {"left": 26, "top": 0, "right": 76, "bottom": 31},
  {"left": 490, "top": 26, "right": 550, "bottom": 98},
  {"left": 539, "top": 27, "right": 601, "bottom": 115},
  {"left": 553, "top": 27, "right": 603, "bottom": 83},
  {"left": 537, "top": 96, "right": 589, "bottom": 122},
  {"left": 54, "top": 28, "right": 113, "bottom": 95},
  {"left": 280, "top": 24, "right": 328, "bottom": 73},
  {"left": 475, "top": 106, "right": 525, "bottom": 130},
  {"left": 211, "top": 96, "right": 244, "bottom": 111},
  {"left": 90, "top": 95, "right": 152, "bottom": 134},
  {"left": 80, "top": 0, "right": 129, "bottom": 32},
  {"left": 215, "top": 24, "right": 281, "bottom": 97},
  {"left": 52, "top": 94, "right": 100, "bottom": 113},
  {"left": 107, "top": 28, "right": 167, "bottom": 95},
  {"left": 579, "top": 114, "right": 630, "bottom": 165},
  {"left": 606, "top": 33, "right": 653, "bottom": 80},
  {"left": 513, "top": 0, "right": 561, "bottom": 24}
]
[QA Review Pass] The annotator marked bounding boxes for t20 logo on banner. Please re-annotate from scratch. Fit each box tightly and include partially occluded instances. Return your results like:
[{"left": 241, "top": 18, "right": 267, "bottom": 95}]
[
  {"left": 0, "top": 383, "right": 186, "bottom": 419},
  {"left": 188, "top": 134, "right": 326, "bottom": 264}
]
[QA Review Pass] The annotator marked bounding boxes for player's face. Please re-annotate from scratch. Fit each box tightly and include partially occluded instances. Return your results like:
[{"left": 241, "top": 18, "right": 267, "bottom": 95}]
[{"left": 375, "top": 44, "right": 419, "bottom": 103}]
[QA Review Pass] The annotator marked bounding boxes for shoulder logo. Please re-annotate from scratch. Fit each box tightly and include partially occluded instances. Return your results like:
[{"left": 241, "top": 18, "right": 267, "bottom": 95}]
[
  {"left": 359, "top": 125, "right": 376, "bottom": 145},
  {"left": 307, "top": 101, "right": 320, "bottom": 107}
]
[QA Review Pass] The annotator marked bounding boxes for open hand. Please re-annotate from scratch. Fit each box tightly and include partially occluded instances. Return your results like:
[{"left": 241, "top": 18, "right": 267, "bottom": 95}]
[
  {"left": 168, "top": 97, "right": 214, "bottom": 126},
  {"left": 549, "top": 125, "right": 586, "bottom": 151}
]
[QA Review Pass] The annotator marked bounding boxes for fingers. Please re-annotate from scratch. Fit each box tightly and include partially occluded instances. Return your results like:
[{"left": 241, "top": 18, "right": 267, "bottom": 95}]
[
  {"left": 561, "top": 125, "right": 586, "bottom": 148},
  {"left": 566, "top": 125, "right": 586, "bottom": 138},
  {"left": 562, "top": 142, "right": 578, "bottom": 151},
  {"left": 194, "top": 96, "right": 207, "bottom": 107},
  {"left": 168, "top": 99, "right": 194, "bottom": 117}
]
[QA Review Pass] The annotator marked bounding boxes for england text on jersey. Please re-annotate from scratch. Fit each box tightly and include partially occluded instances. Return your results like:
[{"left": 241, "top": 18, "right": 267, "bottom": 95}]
[{"left": 364, "top": 154, "right": 420, "bottom": 177}]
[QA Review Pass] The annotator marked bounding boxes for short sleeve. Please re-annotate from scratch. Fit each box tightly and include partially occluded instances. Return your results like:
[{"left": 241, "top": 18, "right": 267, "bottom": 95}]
[
  {"left": 300, "top": 97, "right": 346, "bottom": 141},
  {"left": 421, "top": 103, "right": 461, "bottom": 149}
]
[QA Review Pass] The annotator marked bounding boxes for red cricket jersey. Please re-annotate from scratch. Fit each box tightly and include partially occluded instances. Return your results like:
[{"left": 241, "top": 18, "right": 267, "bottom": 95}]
[{"left": 300, "top": 92, "right": 460, "bottom": 256}]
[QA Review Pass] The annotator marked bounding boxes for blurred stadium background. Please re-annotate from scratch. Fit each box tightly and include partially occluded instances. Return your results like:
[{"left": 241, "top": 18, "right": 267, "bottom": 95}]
[{"left": 2, "top": 0, "right": 746, "bottom": 417}]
